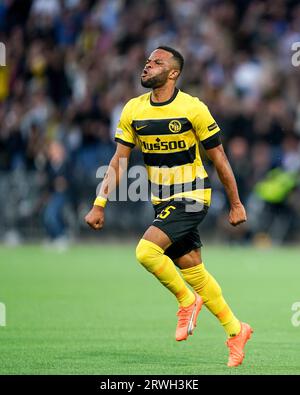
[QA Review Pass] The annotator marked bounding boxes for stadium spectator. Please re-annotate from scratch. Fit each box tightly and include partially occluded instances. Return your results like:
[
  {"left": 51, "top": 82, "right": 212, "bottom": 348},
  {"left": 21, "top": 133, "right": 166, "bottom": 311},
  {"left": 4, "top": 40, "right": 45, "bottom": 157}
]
[{"left": 43, "top": 140, "right": 71, "bottom": 244}]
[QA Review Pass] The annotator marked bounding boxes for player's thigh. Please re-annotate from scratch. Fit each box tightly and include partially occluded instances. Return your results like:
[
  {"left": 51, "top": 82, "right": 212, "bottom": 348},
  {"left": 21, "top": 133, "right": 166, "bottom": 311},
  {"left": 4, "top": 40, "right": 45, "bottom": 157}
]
[
  {"left": 141, "top": 200, "right": 186, "bottom": 251},
  {"left": 164, "top": 227, "right": 203, "bottom": 263},
  {"left": 141, "top": 200, "right": 208, "bottom": 254},
  {"left": 142, "top": 225, "right": 172, "bottom": 250}
]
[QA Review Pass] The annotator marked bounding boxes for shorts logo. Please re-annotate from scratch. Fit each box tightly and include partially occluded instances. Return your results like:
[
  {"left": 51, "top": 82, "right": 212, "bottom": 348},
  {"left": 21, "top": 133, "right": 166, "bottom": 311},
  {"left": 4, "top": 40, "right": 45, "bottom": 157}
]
[{"left": 168, "top": 120, "right": 182, "bottom": 133}]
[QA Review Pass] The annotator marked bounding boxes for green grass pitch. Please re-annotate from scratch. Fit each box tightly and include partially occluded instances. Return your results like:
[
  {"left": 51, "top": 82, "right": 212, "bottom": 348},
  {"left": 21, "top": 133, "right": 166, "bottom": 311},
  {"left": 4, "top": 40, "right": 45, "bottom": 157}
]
[{"left": 0, "top": 244, "right": 299, "bottom": 375}]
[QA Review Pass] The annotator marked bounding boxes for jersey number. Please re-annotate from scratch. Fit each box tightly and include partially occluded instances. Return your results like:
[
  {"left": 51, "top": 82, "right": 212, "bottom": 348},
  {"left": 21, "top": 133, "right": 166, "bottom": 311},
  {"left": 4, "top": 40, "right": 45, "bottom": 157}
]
[{"left": 158, "top": 205, "right": 176, "bottom": 219}]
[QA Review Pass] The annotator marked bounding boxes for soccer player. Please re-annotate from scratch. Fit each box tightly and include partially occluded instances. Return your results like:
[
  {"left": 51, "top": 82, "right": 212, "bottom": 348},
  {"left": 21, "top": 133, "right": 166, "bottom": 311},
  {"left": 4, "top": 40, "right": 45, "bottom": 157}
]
[{"left": 85, "top": 46, "right": 253, "bottom": 367}]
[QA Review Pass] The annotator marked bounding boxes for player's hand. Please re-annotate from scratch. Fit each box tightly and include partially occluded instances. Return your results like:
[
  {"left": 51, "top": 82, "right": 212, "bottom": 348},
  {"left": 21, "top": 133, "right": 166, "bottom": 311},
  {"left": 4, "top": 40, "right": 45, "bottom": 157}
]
[
  {"left": 85, "top": 206, "right": 105, "bottom": 230},
  {"left": 229, "top": 202, "right": 247, "bottom": 226}
]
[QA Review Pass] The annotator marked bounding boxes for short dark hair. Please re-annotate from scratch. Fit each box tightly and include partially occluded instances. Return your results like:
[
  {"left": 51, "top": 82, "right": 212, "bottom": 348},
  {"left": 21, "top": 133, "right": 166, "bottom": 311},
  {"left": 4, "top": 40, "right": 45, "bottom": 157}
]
[{"left": 156, "top": 46, "right": 184, "bottom": 72}]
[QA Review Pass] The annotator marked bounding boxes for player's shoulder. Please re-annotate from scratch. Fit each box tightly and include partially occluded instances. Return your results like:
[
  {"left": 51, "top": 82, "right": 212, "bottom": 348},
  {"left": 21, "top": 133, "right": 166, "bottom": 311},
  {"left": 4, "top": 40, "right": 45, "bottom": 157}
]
[
  {"left": 177, "top": 90, "right": 208, "bottom": 110},
  {"left": 124, "top": 92, "right": 150, "bottom": 109},
  {"left": 121, "top": 92, "right": 150, "bottom": 122}
]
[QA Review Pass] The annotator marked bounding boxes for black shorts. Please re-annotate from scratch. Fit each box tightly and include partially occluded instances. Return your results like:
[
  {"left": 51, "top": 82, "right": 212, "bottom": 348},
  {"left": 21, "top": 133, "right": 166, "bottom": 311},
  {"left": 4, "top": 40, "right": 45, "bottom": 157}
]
[{"left": 152, "top": 199, "right": 209, "bottom": 260}]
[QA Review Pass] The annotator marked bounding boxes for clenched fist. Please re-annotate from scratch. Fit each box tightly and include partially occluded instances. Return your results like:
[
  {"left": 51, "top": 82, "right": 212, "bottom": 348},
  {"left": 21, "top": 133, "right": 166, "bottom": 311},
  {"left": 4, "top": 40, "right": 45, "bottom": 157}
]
[
  {"left": 85, "top": 206, "right": 105, "bottom": 230},
  {"left": 229, "top": 202, "right": 247, "bottom": 226}
]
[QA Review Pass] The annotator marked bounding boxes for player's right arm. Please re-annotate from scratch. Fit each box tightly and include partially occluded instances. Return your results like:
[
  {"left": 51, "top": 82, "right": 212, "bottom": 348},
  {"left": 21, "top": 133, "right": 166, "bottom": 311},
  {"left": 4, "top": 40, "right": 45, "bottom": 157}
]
[
  {"left": 85, "top": 99, "right": 136, "bottom": 230},
  {"left": 85, "top": 143, "right": 132, "bottom": 230}
]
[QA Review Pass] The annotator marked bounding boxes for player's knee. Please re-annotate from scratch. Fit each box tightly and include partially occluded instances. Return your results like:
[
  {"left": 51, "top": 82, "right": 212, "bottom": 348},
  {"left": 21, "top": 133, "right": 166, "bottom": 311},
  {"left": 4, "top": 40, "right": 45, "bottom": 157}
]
[
  {"left": 175, "top": 249, "right": 201, "bottom": 269},
  {"left": 136, "top": 239, "right": 152, "bottom": 264},
  {"left": 135, "top": 239, "right": 162, "bottom": 269}
]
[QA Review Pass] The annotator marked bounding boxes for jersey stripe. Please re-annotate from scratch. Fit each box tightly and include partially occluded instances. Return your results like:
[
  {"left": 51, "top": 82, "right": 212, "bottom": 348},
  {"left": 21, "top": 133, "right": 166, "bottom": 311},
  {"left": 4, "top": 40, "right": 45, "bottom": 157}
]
[
  {"left": 146, "top": 163, "right": 208, "bottom": 185},
  {"left": 114, "top": 137, "right": 135, "bottom": 148},
  {"left": 132, "top": 118, "right": 192, "bottom": 136},
  {"left": 150, "top": 177, "right": 211, "bottom": 199},
  {"left": 143, "top": 144, "right": 196, "bottom": 167},
  {"left": 151, "top": 188, "right": 212, "bottom": 206}
]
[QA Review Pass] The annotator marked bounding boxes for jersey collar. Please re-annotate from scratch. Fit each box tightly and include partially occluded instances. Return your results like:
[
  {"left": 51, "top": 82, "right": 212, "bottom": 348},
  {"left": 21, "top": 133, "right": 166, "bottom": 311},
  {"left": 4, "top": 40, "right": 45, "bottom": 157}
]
[{"left": 150, "top": 87, "right": 179, "bottom": 107}]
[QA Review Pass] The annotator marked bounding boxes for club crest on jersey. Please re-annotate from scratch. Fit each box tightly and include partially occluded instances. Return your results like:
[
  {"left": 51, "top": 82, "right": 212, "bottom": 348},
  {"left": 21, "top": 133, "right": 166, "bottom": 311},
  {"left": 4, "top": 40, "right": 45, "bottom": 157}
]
[{"left": 168, "top": 120, "right": 182, "bottom": 133}]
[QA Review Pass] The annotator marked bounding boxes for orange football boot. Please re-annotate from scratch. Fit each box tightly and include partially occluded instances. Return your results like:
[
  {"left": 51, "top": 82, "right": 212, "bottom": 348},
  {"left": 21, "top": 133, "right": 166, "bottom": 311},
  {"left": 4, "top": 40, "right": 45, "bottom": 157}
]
[
  {"left": 226, "top": 322, "right": 253, "bottom": 367},
  {"left": 175, "top": 293, "right": 203, "bottom": 341}
]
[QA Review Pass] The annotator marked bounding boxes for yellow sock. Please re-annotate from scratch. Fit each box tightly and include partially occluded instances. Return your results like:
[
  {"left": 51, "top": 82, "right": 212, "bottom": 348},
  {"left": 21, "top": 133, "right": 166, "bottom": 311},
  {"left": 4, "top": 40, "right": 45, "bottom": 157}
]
[
  {"left": 180, "top": 263, "right": 241, "bottom": 337},
  {"left": 136, "top": 239, "right": 195, "bottom": 307}
]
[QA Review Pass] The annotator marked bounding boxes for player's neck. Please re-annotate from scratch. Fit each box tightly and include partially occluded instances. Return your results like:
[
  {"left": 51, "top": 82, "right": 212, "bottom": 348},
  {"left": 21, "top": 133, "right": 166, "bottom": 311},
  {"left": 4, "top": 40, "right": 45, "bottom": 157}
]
[{"left": 151, "top": 84, "right": 177, "bottom": 104}]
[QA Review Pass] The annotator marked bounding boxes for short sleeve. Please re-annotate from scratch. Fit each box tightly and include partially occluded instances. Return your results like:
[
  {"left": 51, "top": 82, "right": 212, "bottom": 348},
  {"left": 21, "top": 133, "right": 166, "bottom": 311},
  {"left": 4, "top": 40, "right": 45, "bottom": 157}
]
[
  {"left": 114, "top": 101, "right": 136, "bottom": 148},
  {"left": 192, "top": 99, "right": 221, "bottom": 150}
]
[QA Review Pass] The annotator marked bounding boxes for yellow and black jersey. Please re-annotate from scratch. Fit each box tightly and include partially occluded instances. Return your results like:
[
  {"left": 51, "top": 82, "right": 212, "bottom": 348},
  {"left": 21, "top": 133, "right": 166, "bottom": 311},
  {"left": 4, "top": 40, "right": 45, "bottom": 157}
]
[{"left": 114, "top": 88, "right": 221, "bottom": 206}]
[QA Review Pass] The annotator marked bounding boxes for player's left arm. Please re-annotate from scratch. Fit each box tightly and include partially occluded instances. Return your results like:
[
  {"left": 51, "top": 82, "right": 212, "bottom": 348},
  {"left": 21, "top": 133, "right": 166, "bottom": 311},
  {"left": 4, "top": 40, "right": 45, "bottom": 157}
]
[
  {"left": 206, "top": 144, "right": 247, "bottom": 226},
  {"left": 192, "top": 99, "right": 246, "bottom": 226}
]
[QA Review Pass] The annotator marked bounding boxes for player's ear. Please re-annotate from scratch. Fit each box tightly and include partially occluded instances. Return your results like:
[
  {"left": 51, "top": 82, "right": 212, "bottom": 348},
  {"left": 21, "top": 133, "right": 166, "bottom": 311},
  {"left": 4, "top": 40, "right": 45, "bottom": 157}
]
[{"left": 169, "top": 69, "right": 180, "bottom": 80}]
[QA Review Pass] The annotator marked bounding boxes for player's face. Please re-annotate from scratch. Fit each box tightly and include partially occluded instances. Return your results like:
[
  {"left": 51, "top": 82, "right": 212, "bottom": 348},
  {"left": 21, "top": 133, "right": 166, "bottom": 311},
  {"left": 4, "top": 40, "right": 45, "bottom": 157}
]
[{"left": 141, "top": 49, "right": 177, "bottom": 88}]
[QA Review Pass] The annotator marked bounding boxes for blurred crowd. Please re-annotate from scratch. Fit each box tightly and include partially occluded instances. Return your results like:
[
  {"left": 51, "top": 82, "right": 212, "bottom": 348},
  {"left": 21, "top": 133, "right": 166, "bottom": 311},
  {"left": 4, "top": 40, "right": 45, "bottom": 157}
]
[{"left": 0, "top": 0, "right": 300, "bottom": 245}]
